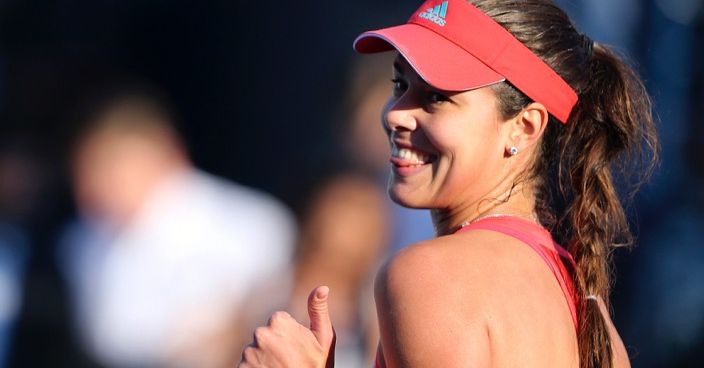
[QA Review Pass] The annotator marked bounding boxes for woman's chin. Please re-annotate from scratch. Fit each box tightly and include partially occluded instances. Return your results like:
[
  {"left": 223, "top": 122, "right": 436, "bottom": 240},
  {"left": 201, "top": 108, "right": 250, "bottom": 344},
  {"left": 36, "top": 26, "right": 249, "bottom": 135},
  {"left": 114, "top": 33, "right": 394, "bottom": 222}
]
[{"left": 388, "top": 187, "right": 430, "bottom": 209}]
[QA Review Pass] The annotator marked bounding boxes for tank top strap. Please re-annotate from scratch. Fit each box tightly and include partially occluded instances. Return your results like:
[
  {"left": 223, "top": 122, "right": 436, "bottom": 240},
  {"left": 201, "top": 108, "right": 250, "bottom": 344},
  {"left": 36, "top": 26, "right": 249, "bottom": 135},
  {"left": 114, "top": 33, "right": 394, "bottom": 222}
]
[
  {"left": 456, "top": 216, "right": 579, "bottom": 329},
  {"left": 375, "top": 351, "right": 385, "bottom": 368}
]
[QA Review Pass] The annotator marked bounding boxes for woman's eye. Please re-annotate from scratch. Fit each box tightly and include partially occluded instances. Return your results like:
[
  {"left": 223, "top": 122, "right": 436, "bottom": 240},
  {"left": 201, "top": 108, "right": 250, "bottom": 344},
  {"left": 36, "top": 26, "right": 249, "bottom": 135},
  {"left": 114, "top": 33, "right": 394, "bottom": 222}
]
[
  {"left": 427, "top": 91, "right": 449, "bottom": 104},
  {"left": 391, "top": 78, "right": 407, "bottom": 95}
]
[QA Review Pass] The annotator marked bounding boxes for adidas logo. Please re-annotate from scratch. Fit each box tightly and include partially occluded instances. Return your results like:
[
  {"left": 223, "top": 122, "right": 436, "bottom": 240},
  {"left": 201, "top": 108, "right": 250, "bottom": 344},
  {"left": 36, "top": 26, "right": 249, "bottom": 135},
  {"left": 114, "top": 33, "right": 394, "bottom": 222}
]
[{"left": 419, "top": 1, "right": 448, "bottom": 27}]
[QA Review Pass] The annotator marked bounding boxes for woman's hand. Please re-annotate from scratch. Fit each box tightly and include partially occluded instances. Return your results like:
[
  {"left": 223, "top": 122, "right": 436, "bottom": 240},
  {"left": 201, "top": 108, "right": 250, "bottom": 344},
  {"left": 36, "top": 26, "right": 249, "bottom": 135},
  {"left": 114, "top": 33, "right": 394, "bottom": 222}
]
[{"left": 238, "top": 286, "right": 336, "bottom": 368}]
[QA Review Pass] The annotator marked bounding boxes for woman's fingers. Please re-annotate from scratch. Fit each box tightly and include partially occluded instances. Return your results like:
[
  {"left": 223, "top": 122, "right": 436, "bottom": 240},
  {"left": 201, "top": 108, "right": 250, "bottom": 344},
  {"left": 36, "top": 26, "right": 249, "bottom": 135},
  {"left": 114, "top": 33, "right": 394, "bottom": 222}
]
[
  {"left": 267, "top": 310, "right": 294, "bottom": 329},
  {"left": 238, "top": 343, "right": 260, "bottom": 367},
  {"left": 238, "top": 287, "right": 335, "bottom": 368},
  {"left": 307, "top": 286, "right": 333, "bottom": 347},
  {"left": 307, "top": 286, "right": 336, "bottom": 368},
  {"left": 252, "top": 326, "right": 268, "bottom": 347}
]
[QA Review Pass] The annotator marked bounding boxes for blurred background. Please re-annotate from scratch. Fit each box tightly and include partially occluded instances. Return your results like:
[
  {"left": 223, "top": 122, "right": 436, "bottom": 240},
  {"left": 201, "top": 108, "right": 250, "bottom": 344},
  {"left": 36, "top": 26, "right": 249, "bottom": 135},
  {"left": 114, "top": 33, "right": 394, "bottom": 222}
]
[{"left": 0, "top": 0, "right": 701, "bottom": 367}]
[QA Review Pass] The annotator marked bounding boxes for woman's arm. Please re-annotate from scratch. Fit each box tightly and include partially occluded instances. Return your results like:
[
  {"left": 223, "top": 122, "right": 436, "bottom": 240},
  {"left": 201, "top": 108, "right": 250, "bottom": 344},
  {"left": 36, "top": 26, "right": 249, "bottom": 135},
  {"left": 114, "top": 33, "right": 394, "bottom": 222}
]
[
  {"left": 238, "top": 286, "right": 336, "bottom": 368},
  {"left": 375, "top": 240, "right": 492, "bottom": 368}
]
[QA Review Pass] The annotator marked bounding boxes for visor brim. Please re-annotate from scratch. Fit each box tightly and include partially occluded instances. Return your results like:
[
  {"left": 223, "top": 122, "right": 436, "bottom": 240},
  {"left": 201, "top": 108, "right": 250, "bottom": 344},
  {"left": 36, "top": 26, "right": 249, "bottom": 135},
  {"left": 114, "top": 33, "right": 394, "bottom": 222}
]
[{"left": 354, "top": 23, "right": 505, "bottom": 92}]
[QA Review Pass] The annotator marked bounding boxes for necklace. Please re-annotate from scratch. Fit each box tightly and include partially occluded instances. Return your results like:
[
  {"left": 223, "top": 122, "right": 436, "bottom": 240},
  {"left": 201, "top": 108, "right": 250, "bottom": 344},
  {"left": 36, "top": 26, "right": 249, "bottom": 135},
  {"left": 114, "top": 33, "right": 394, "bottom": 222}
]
[{"left": 458, "top": 212, "right": 540, "bottom": 230}]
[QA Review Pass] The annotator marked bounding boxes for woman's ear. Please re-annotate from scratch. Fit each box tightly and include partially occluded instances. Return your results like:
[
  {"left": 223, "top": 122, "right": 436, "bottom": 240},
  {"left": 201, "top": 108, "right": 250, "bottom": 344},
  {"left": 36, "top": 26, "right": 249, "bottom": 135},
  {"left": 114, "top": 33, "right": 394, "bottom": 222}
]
[{"left": 506, "top": 102, "right": 549, "bottom": 154}]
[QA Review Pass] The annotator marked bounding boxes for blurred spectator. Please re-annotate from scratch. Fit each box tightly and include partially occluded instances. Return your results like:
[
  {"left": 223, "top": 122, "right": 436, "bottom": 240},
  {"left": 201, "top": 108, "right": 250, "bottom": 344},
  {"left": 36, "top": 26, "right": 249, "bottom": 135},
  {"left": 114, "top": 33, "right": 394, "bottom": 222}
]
[
  {"left": 287, "top": 53, "right": 434, "bottom": 368},
  {"left": 0, "top": 225, "right": 28, "bottom": 368},
  {"left": 0, "top": 147, "right": 36, "bottom": 368},
  {"left": 290, "top": 174, "right": 388, "bottom": 368},
  {"left": 57, "top": 82, "right": 296, "bottom": 368}
]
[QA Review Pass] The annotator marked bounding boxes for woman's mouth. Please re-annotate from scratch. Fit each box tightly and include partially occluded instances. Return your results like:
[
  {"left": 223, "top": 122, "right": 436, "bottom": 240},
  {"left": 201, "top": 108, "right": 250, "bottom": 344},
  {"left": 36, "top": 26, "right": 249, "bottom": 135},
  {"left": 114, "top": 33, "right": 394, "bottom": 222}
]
[{"left": 390, "top": 146, "right": 438, "bottom": 172}]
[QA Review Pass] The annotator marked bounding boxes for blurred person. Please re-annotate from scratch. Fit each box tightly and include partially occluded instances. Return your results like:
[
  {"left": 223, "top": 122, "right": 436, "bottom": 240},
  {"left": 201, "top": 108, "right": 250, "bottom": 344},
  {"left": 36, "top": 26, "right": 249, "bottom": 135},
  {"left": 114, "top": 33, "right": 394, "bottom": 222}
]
[
  {"left": 289, "top": 175, "right": 388, "bottom": 368},
  {"left": 0, "top": 232, "right": 26, "bottom": 368},
  {"left": 0, "top": 147, "right": 36, "bottom": 368},
  {"left": 57, "top": 83, "right": 296, "bottom": 368},
  {"left": 0, "top": 227, "right": 26, "bottom": 368},
  {"left": 286, "top": 53, "right": 434, "bottom": 368},
  {"left": 239, "top": 1, "right": 659, "bottom": 367}
]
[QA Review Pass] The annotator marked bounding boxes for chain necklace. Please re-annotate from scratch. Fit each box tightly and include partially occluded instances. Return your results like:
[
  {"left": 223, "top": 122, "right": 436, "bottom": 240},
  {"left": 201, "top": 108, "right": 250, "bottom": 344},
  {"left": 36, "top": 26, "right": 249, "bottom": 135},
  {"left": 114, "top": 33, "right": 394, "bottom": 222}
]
[{"left": 458, "top": 212, "right": 540, "bottom": 230}]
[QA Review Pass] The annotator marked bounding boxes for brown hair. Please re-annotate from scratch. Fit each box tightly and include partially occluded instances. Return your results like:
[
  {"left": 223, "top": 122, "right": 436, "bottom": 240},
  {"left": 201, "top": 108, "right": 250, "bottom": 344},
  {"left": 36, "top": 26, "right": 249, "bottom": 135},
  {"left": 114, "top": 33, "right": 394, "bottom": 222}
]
[{"left": 469, "top": 0, "right": 659, "bottom": 366}]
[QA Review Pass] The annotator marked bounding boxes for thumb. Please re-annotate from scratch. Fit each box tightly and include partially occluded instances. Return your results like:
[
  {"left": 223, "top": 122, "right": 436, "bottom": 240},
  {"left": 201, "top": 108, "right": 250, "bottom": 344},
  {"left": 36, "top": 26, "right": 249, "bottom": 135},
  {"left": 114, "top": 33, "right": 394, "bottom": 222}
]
[{"left": 307, "top": 286, "right": 334, "bottom": 348}]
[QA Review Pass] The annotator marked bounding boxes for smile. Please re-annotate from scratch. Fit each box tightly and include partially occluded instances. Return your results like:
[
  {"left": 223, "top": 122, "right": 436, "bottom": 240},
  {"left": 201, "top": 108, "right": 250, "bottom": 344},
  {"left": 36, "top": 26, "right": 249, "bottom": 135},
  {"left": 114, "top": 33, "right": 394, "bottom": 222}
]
[{"left": 391, "top": 146, "right": 437, "bottom": 166}]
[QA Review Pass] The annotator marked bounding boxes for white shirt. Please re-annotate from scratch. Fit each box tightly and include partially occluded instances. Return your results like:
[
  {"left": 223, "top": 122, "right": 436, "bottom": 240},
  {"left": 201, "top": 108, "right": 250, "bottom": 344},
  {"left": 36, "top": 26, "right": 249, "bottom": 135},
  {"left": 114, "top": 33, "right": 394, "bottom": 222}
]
[{"left": 59, "top": 169, "right": 296, "bottom": 367}]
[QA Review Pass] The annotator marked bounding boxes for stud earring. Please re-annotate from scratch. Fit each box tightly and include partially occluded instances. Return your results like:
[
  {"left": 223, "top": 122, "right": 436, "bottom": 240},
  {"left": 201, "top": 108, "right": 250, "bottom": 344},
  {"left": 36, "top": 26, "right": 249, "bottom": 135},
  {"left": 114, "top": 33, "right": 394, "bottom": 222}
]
[{"left": 509, "top": 146, "right": 519, "bottom": 156}]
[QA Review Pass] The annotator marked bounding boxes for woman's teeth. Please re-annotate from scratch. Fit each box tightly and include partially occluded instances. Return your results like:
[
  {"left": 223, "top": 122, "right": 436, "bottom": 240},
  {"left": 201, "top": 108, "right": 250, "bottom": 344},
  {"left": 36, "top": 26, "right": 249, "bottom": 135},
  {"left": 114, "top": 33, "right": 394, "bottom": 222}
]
[{"left": 392, "top": 146, "right": 433, "bottom": 165}]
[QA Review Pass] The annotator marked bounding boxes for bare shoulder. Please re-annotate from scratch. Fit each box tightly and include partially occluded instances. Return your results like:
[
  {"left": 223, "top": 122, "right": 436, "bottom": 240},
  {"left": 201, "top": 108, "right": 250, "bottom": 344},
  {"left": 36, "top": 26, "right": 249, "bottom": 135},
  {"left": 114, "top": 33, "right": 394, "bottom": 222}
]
[
  {"left": 375, "top": 230, "right": 579, "bottom": 367},
  {"left": 377, "top": 228, "right": 563, "bottom": 302},
  {"left": 375, "top": 231, "right": 506, "bottom": 321},
  {"left": 374, "top": 234, "right": 495, "bottom": 367}
]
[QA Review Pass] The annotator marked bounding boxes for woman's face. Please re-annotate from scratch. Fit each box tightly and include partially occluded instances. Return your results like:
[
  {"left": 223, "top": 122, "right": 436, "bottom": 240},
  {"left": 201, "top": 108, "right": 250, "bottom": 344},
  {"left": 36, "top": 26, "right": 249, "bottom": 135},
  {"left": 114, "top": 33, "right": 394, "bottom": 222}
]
[{"left": 382, "top": 56, "right": 513, "bottom": 211}]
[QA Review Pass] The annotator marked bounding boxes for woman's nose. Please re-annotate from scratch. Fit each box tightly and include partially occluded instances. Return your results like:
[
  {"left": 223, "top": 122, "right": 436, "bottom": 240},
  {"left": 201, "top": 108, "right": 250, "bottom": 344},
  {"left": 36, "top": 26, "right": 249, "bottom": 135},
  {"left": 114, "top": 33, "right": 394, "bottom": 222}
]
[{"left": 383, "top": 100, "right": 418, "bottom": 133}]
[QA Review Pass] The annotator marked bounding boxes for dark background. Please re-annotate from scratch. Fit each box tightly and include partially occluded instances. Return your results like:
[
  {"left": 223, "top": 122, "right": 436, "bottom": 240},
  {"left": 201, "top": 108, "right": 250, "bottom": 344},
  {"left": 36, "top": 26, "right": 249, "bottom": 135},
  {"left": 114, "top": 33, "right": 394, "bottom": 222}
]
[{"left": 0, "top": 1, "right": 702, "bottom": 367}]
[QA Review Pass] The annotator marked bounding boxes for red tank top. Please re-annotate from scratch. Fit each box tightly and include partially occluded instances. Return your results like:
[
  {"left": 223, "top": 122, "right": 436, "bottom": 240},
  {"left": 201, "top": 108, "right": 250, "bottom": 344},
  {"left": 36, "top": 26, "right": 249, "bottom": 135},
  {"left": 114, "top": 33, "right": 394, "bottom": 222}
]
[{"left": 374, "top": 215, "right": 578, "bottom": 368}]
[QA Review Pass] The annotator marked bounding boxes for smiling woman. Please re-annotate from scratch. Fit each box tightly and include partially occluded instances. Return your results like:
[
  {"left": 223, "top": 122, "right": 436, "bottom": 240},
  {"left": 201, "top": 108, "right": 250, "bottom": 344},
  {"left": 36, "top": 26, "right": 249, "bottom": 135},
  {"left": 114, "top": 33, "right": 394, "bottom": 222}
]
[
  {"left": 237, "top": 1, "right": 658, "bottom": 367},
  {"left": 383, "top": 57, "right": 514, "bottom": 222}
]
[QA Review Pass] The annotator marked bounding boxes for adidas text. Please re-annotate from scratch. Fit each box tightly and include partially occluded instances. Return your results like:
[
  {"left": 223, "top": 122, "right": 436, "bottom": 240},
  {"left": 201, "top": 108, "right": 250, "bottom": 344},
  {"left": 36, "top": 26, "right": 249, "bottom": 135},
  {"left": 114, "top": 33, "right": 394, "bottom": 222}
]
[
  {"left": 418, "top": 2, "right": 448, "bottom": 27},
  {"left": 419, "top": 11, "right": 446, "bottom": 26}
]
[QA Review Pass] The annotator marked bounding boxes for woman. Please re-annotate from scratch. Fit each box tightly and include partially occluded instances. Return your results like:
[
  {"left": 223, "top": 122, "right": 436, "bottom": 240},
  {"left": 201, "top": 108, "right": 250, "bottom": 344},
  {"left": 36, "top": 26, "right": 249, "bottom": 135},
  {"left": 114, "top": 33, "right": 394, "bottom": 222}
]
[{"left": 238, "top": 0, "right": 657, "bottom": 367}]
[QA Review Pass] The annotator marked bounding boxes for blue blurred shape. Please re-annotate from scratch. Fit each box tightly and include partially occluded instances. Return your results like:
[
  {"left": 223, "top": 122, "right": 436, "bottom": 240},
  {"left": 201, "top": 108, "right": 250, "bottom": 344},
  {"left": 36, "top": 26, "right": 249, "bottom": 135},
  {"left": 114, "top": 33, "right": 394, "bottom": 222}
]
[
  {"left": 0, "top": 224, "right": 29, "bottom": 368},
  {"left": 655, "top": 0, "right": 704, "bottom": 25}
]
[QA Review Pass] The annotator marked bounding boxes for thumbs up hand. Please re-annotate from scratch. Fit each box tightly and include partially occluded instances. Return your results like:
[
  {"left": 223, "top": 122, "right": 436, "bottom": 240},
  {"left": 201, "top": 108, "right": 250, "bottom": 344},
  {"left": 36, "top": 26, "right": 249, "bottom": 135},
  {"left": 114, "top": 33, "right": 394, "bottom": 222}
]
[
  {"left": 238, "top": 286, "right": 336, "bottom": 368},
  {"left": 307, "top": 286, "right": 336, "bottom": 367}
]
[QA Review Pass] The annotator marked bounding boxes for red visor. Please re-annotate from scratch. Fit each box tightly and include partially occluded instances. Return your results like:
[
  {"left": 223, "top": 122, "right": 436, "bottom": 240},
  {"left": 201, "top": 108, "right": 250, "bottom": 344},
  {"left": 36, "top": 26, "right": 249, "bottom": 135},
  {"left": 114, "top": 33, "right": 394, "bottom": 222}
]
[{"left": 353, "top": 0, "right": 578, "bottom": 124}]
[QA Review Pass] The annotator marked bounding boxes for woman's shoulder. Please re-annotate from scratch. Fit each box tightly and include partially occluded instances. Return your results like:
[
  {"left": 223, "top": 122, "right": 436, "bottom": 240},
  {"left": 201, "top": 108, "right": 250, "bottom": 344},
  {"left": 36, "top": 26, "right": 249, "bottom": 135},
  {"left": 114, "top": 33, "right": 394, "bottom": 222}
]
[
  {"left": 376, "top": 231, "right": 502, "bottom": 305},
  {"left": 376, "top": 229, "right": 561, "bottom": 329},
  {"left": 375, "top": 229, "right": 579, "bottom": 367},
  {"left": 373, "top": 233, "right": 499, "bottom": 366},
  {"left": 378, "top": 228, "right": 549, "bottom": 293}
]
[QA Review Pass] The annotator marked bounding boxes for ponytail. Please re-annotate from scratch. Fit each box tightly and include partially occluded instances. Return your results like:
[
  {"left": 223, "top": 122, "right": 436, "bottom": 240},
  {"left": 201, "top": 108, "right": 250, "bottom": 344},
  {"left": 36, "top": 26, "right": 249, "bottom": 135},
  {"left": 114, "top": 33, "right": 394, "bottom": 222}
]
[
  {"left": 471, "top": 1, "right": 659, "bottom": 366},
  {"left": 560, "top": 42, "right": 658, "bottom": 368}
]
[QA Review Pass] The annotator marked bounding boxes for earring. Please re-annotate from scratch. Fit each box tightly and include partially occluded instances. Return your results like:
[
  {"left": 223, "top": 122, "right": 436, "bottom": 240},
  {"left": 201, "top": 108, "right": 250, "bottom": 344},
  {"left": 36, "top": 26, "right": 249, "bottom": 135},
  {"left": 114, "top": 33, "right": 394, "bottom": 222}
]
[{"left": 509, "top": 146, "right": 519, "bottom": 156}]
